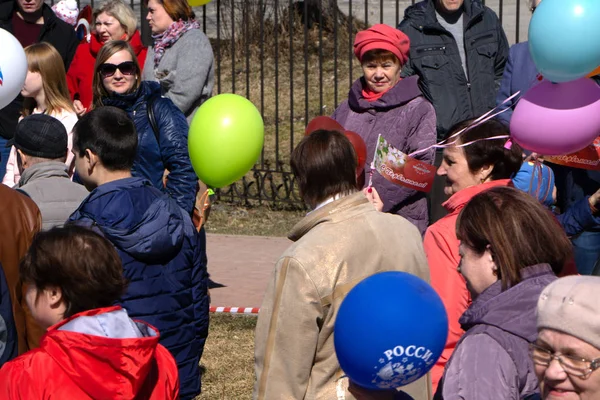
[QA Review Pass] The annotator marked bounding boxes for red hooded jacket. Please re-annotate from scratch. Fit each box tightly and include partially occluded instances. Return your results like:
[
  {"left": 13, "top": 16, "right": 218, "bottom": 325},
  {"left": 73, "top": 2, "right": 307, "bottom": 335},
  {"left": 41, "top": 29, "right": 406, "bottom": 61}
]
[
  {"left": 0, "top": 306, "right": 179, "bottom": 399},
  {"left": 66, "top": 31, "right": 148, "bottom": 110}
]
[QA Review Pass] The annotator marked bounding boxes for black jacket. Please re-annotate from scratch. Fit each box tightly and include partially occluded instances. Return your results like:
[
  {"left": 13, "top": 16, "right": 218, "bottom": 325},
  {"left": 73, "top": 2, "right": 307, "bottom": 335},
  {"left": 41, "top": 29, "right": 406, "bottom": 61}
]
[
  {"left": 0, "top": 2, "right": 78, "bottom": 139},
  {"left": 398, "top": 0, "right": 509, "bottom": 141}
]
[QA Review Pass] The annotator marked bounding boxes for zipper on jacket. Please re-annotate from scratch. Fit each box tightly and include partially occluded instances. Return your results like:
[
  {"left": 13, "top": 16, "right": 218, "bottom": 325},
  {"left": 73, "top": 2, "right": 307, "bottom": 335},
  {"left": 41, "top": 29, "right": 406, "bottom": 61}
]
[
  {"left": 416, "top": 45, "right": 446, "bottom": 54},
  {"left": 464, "top": 22, "right": 475, "bottom": 117}
]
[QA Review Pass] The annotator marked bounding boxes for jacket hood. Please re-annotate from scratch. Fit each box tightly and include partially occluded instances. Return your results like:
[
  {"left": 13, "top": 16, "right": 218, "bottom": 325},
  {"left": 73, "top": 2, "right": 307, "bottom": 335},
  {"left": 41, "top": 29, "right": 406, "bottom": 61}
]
[
  {"left": 90, "top": 30, "right": 146, "bottom": 57},
  {"left": 348, "top": 75, "right": 422, "bottom": 112},
  {"left": 460, "top": 264, "right": 556, "bottom": 342},
  {"left": 403, "top": 0, "right": 483, "bottom": 30},
  {"left": 101, "top": 81, "right": 160, "bottom": 111},
  {"left": 70, "top": 177, "right": 185, "bottom": 263},
  {"left": 42, "top": 306, "right": 161, "bottom": 399}
]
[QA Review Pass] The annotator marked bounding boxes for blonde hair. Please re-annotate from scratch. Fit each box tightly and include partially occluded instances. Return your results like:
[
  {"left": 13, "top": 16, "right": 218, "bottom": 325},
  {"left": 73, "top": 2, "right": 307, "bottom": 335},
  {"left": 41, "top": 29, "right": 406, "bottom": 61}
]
[
  {"left": 94, "top": 0, "right": 137, "bottom": 37},
  {"left": 92, "top": 40, "right": 141, "bottom": 108},
  {"left": 23, "top": 43, "right": 75, "bottom": 117}
]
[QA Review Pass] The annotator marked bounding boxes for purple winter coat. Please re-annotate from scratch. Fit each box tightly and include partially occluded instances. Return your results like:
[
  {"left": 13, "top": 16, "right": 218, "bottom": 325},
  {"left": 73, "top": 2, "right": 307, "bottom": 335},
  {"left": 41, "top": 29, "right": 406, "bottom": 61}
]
[
  {"left": 332, "top": 75, "right": 436, "bottom": 234},
  {"left": 435, "top": 264, "right": 557, "bottom": 400}
]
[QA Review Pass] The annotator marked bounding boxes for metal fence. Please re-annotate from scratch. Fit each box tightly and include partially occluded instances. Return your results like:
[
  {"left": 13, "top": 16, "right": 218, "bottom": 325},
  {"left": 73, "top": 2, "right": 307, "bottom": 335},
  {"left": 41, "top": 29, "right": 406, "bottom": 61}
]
[{"left": 66, "top": 0, "right": 531, "bottom": 208}]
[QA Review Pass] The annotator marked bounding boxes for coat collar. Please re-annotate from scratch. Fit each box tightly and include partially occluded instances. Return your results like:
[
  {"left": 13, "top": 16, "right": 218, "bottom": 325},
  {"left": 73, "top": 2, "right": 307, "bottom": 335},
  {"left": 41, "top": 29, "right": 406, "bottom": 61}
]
[
  {"left": 406, "top": 0, "right": 484, "bottom": 32},
  {"left": 442, "top": 179, "right": 511, "bottom": 213},
  {"left": 288, "top": 192, "right": 369, "bottom": 242},
  {"left": 459, "top": 264, "right": 555, "bottom": 341},
  {"left": 18, "top": 161, "right": 69, "bottom": 187},
  {"left": 348, "top": 75, "right": 422, "bottom": 113}
]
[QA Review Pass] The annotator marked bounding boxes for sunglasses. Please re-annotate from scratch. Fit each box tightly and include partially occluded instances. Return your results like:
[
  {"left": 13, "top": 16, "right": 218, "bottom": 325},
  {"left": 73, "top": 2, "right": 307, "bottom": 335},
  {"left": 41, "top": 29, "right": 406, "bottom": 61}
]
[{"left": 98, "top": 61, "right": 137, "bottom": 78}]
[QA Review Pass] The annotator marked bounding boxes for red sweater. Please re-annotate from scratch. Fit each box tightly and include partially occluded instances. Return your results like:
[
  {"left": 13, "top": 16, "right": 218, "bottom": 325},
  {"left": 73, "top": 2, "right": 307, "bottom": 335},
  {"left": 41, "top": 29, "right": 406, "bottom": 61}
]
[
  {"left": 67, "top": 31, "right": 148, "bottom": 110},
  {"left": 0, "top": 306, "right": 179, "bottom": 399}
]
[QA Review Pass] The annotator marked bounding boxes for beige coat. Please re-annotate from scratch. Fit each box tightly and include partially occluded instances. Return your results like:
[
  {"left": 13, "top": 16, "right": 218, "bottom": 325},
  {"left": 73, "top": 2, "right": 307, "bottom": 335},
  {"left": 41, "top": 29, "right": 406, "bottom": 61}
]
[{"left": 254, "top": 192, "right": 433, "bottom": 400}]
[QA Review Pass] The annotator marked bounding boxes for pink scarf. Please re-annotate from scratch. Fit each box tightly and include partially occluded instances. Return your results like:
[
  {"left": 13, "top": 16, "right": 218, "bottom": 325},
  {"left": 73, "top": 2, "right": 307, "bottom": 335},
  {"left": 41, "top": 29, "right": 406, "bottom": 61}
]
[{"left": 152, "top": 19, "right": 200, "bottom": 68}]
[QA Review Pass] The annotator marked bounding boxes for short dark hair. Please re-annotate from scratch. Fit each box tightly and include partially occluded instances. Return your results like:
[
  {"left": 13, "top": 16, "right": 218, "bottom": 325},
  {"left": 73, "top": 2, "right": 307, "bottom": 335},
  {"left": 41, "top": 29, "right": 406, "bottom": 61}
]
[
  {"left": 457, "top": 186, "right": 572, "bottom": 289},
  {"left": 20, "top": 225, "right": 128, "bottom": 318},
  {"left": 291, "top": 129, "right": 357, "bottom": 208},
  {"left": 447, "top": 119, "right": 523, "bottom": 181},
  {"left": 72, "top": 106, "right": 138, "bottom": 171}
]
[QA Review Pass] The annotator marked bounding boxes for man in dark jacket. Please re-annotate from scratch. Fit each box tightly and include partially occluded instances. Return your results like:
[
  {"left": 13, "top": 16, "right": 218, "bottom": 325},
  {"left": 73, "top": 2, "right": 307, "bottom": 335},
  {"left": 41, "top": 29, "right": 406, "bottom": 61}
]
[
  {"left": 398, "top": 0, "right": 509, "bottom": 223},
  {"left": 0, "top": 0, "right": 78, "bottom": 176},
  {"left": 68, "top": 107, "right": 209, "bottom": 400}
]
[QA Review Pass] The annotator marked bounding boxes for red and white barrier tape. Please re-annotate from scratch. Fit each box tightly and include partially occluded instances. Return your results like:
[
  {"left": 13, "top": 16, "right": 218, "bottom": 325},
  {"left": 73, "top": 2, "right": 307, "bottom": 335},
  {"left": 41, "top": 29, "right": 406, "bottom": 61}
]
[{"left": 210, "top": 306, "right": 260, "bottom": 314}]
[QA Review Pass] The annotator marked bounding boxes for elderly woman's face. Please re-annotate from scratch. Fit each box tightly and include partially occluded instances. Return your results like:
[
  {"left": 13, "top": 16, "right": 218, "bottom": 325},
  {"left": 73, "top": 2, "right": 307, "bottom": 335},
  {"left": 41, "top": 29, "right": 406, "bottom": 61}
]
[
  {"left": 361, "top": 58, "right": 401, "bottom": 94},
  {"left": 100, "top": 50, "right": 137, "bottom": 95},
  {"left": 95, "top": 12, "right": 128, "bottom": 44},
  {"left": 535, "top": 329, "right": 600, "bottom": 400},
  {"left": 437, "top": 145, "right": 485, "bottom": 197}
]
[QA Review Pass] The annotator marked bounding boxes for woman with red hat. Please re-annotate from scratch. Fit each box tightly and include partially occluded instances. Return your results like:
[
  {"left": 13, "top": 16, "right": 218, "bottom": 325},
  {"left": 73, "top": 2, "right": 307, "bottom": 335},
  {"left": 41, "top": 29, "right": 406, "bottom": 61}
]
[{"left": 332, "top": 24, "right": 436, "bottom": 235}]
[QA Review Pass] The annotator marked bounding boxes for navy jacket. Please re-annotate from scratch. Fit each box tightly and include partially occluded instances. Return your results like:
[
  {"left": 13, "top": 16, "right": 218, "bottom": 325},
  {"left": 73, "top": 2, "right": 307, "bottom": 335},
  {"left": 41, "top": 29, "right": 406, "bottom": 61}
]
[
  {"left": 101, "top": 81, "right": 197, "bottom": 214},
  {"left": 69, "top": 177, "right": 209, "bottom": 400},
  {"left": 495, "top": 41, "right": 540, "bottom": 125}
]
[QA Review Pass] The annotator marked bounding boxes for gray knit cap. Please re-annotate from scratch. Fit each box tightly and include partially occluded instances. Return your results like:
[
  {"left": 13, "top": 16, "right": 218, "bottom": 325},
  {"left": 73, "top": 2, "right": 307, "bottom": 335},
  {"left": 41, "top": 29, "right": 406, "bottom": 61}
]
[{"left": 537, "top": 275, "right": 600, "bottom": 349}]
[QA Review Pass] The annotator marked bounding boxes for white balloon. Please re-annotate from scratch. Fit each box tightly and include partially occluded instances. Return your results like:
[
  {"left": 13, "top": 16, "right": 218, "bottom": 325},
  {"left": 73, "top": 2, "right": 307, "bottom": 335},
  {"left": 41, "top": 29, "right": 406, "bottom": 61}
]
[{"left": 0, "top": 28, "right": 27, "bottom": 110}]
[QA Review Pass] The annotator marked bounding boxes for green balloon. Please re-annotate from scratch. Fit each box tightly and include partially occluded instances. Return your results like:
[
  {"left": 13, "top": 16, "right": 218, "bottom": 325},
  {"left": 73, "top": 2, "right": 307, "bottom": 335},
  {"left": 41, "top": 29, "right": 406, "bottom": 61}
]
[{"left": 188, "top": 94, "right": 264, "bottom": 188}]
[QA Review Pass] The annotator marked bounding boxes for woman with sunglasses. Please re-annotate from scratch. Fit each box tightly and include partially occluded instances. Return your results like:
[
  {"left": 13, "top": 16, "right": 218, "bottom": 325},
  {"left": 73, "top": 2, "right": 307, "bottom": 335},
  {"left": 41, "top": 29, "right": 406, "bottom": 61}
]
[
  {"left": 433, "top": 186, "right": 572, "bottom": 400},
  {"left": 92, "top": 40, "right": 197, "bottom": 214},
  {"left": 67, "top": 0, "right": 147, "bottom": 116},
  {"left": 533, "top": 275, "right": 600, "bottom": 400},
  {"left": 141, "top": 0, "right": 214, "bottom": 120}
]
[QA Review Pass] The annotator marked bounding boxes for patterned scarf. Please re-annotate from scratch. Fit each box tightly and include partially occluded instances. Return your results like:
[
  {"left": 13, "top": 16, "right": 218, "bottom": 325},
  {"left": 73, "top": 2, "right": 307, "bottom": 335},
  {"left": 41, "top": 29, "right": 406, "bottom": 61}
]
[{"left": 152, "top": 19, "right": 200, "bottom": 68}]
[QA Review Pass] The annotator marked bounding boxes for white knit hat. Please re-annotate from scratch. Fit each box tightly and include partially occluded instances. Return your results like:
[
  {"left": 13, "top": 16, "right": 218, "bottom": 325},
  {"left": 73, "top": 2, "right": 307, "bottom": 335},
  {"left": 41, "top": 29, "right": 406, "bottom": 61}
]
[
  {"left": 537, "top": 275, "right": 600, "bottom": 349},
  {"left": 52, "top": 0, "right": 79, "bottom": 26}
]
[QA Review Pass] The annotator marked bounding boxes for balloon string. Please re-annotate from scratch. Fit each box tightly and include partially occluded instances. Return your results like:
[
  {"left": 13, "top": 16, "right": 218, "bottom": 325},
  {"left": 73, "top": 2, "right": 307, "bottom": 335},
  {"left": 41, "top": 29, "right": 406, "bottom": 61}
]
[{"left": 408, "top": 91, "right": 521, "bottom": 158}]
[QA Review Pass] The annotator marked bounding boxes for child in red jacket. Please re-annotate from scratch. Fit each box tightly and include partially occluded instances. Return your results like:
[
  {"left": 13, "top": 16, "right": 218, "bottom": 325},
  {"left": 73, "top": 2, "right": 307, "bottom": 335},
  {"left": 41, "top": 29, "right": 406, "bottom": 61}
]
[{"left": 0, "top": 225, "right": 179, "bottom": 399}]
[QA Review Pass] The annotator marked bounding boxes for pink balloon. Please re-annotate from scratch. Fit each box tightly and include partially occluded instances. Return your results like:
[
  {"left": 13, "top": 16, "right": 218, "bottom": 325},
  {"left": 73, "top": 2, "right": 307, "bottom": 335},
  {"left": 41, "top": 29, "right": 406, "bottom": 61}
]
[{"left": 510, "top": 78, "right": 600, "bottom": 155}]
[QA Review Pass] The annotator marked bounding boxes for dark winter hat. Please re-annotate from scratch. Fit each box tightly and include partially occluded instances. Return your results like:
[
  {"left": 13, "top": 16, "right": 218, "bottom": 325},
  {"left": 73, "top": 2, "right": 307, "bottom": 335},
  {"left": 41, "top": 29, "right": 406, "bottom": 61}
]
[{"left": 7, "top": 114, "right": 68, "bottom": 159}]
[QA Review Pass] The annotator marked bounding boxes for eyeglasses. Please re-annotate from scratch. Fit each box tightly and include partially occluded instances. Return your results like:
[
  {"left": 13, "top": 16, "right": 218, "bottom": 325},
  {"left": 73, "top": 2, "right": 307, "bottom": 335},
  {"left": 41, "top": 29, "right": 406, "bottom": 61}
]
[
  {"left": 98, "top": 61, "right": 137, "bottom": 78},
  {"left": 530, "top": 343, "right": 600, "bottom": 378}
]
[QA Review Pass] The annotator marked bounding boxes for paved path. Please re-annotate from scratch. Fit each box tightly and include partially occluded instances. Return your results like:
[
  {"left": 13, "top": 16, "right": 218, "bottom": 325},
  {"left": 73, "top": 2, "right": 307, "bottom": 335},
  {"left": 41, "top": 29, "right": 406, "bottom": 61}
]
[{"left": 206, "top": 234, "right": 291, "bottom": 309}]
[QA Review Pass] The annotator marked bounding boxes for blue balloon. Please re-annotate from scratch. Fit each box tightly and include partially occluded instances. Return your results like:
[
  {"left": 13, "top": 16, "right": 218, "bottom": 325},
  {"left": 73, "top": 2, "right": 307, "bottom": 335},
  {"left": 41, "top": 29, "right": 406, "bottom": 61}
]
[
  {"left": 334, "top": 271, "right": 448, "bottom": 390},
  {"left": 529, "top": 0, "right": 600, "bottom": 82}
]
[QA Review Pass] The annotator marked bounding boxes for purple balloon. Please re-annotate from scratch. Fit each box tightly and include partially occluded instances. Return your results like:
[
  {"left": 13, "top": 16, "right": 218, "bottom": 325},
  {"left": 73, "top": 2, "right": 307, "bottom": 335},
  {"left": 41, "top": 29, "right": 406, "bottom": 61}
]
[{"left": 510, "top": 78, "right": 600, "bottom": 155}]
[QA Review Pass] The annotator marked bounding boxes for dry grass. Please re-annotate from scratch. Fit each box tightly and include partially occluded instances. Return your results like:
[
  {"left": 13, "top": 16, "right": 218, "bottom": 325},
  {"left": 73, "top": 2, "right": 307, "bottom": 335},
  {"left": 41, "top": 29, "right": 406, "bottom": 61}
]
[
  {"left": 205, "top": 202, "right": 304, "bottom": 236},
  {"left": 198, "top": 314, "right": 257, "bottom": 399}
]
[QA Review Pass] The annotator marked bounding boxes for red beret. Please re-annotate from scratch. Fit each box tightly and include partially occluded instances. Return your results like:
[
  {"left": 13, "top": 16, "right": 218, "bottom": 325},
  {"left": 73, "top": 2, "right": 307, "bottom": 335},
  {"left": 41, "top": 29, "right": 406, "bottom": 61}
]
[{"left": 353, "top": 24, "right": 410, "bottom": 65}]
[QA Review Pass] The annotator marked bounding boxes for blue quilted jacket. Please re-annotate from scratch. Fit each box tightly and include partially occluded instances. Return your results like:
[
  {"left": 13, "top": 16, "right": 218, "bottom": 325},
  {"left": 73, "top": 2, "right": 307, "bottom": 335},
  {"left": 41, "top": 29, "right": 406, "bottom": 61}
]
[
  {"left": 69, "top": 177, "right": 209, "bottom": 399},
  {"left": 101, "top": 81, "right": 197, "bottom": 214}
]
